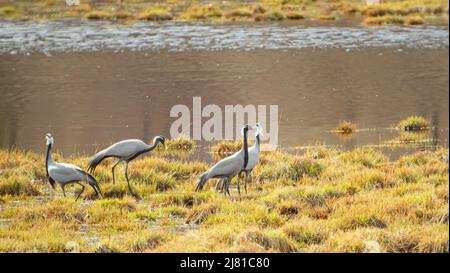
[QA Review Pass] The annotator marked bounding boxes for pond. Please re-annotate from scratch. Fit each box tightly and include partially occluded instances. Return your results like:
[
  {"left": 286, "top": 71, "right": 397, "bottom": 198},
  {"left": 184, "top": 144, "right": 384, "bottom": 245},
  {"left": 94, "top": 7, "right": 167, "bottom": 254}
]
[{"left": 0, "top": 21, "right": 448, "bottom": 160}]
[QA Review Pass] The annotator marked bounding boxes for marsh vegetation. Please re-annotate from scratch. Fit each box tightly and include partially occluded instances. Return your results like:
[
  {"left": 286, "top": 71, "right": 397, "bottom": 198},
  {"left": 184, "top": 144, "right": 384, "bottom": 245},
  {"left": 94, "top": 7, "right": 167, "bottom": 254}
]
[
  {"left": 0, "top": 144, "right": 447, "bottom": 252},
  {"left": 0, "top": 0, "right": 448, "bottom": 25}
]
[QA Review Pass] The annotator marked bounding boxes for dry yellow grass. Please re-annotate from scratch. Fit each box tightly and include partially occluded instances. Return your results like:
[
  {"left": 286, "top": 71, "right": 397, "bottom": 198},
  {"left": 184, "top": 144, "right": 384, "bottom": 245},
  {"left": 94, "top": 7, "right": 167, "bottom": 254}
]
[
  {"left": 0, "top": 0, "right": 447, "bottom": 24},
  {"left": 0, "top": 146, "right": 447, "bottom": 252}
]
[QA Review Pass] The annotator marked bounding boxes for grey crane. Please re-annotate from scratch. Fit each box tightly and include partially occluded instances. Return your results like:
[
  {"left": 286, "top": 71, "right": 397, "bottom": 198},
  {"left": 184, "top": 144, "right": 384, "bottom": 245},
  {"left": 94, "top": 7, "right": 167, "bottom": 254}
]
[
  {"left": 87, "top": 136, "right": 165, "bottom": 197},
  {"left": 45, "top": 133, "right": 102, "bottom": 200},
  {"left": 216, "top": 123, "right": 263, "bottom": 194},
  {"left": 195, "top": 124, "right": 252, "bottom": 196}
]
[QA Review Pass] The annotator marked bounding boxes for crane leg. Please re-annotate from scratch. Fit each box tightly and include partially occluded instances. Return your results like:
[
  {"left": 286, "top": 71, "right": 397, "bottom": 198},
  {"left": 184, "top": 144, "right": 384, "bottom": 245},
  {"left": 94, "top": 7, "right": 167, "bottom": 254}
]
[
  {"left": 237, "top": 174, "right": 241, "bottom": 196},
  {"left": 220, "top": 179, "right": 226, "bottom": 192},
  {"left": 95, "top": 183, "right": 103, "bottom": 198},
  {"left": 222, "top": 178, "right": 228, "bottom": 197},
  {"left": 244, "top": 171, "right": 249, "bottom": 194},
  {"left": 226, "top": 178, "right": 231, "bottom": 196},
  {"left": 125, "top": 162, "right": 138, "bottom": 198},
  {"left": 61, "top": 184, "right": 66, "bottom": 197},
  {"left": 215, "top": 179, "right": 221, "bottom": 192},
  {"left": 111, "top": 159, "right": 121, "bottom": 184},
  {"left": 75, "top": 182, "right": 85, "bottom": 201}
]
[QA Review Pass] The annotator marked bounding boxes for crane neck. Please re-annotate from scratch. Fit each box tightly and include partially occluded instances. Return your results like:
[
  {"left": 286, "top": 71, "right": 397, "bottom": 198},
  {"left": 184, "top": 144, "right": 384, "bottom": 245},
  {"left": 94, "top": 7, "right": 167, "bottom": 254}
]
[
  {"left": 243, "top": 129, "right": 249, "bottom": 169},
  {"left": 45, "top": 143, "right": 53, "bottom": 177},
  {"left": 144, "top": 141, "right": 159, "bottom": 153},
  {"left": 255, "top": 134, "right": 260, "bottom": 151}
]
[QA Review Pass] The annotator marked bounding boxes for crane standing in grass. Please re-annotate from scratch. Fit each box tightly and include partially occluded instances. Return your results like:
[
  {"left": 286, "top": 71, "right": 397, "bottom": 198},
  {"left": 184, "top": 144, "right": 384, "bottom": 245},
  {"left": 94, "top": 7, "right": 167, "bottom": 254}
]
[
  {"left": 45, "top": 133, "right": 102, "bottom": 200},
  {"left": 196, "top": 124, "right": 252, "bottom": 196},
  {"left": 87, "top": 136, "right": 165, "bottom": 197},
  {"left": 216, "top": 123, "right": 263, "bottom": 194}
]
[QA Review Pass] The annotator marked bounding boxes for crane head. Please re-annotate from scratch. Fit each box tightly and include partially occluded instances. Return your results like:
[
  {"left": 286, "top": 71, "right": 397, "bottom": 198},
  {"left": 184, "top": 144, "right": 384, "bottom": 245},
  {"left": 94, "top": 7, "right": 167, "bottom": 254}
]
[
  {"left": 255, "top": 123, "right": 263, "bottom": 136},
  {"left": 45, "top": 133, "right": 54, "bottom": 146},
  {"left": 153, "top": 136, "right": 166, "bottom": 147},
  {"left": 240, "top": 124, "right": 251, "bottom": 136}
]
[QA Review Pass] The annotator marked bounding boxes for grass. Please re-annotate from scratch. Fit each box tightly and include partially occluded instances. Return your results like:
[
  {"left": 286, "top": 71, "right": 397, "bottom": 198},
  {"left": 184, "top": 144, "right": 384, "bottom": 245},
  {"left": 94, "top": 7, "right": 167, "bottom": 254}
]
[
  {"left": 405, "top": 15, "right": 426, "bottom": 25},
  {"left": 0, "top": 145, "right": 447, "bottom": 252},
  {"left": 137, "top": 8, "right": 172, "bottom": 21},
  {"left": 212, "top": 140, "right": 244, "bottom": 157},
  {"left": 285, "top": 11, "right": 305, "bottom": 20},
  {"left": 0, "top": 176, "right": 40, "bottom": 196},
  {"left": 388, "top": 131, "right": 433, "bottom": 145},
  {"left": 0, "top": 0, "right": 447, "bottom": 25},
  {"left": 180, "top": 6, "right": 223, "bottom": 20},
  {"left": 85, "top": 10, "right": 113, "bottom": 20},
  {"left": 227, "top": 7, "right": 253, "bottom": 18},
  {"left": 397, "top": 116, "right": 430, "bottom": 131},
  {"left": 335, "top": 120, "right": 357, "bottom": 134},
  {"left": 317, "top": 14, "right": 337, "bottom": 21},
  {"left": 159, "top": 135, "right": 195, "bottom": 152},
  {"left": 363, "top": 15, "right": 406, "bottom": 25},
  {"left": 0, "top": 5, "right": 15, "bottom": 16}
]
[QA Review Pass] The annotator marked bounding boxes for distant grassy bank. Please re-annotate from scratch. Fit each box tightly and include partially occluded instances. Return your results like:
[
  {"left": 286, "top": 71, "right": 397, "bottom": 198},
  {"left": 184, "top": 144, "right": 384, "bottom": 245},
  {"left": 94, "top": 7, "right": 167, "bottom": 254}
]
[
  {"left": 0, "top": 145, "right": 448, "bottom": 252},
  {"left": 0, "top": 0, "right": 448, "bottom": 26}
]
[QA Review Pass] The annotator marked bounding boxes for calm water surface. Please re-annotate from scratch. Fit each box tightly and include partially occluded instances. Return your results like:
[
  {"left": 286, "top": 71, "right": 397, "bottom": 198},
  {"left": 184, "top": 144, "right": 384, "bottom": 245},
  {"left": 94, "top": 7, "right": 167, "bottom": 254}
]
[{"left": 0, "top": 21, "right": 448, "bottom": 160}]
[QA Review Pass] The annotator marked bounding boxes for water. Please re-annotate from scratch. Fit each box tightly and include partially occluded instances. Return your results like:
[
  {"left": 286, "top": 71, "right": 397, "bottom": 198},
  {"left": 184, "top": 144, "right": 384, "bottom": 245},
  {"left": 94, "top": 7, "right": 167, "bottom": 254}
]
[
  {"left": 0, "top": 21, "right": 448, "bottom": 54},
  {"left": 0, "top": 21, "right": 448, "bottom": 160}
]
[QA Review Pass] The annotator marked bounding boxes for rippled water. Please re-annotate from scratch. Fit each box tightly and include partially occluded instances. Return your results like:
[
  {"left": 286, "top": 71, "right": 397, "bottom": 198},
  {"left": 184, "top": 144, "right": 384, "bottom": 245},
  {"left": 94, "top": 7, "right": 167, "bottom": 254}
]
[
  {"left": 0, "top": 21, "right": 448, "bottom": 54},
  {"left": 0, "top": 21, "right": 448, "bottom": 160}
]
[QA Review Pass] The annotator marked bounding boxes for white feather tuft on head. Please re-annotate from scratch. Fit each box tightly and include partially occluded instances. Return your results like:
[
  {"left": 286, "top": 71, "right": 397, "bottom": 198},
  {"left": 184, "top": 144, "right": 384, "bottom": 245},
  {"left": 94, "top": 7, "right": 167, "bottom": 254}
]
[
  {"left": 45, "top": 134, "right": 54, "bottom": 146},
  {"left": 255, "top": 123, "right": 263, "bottom": 136}
]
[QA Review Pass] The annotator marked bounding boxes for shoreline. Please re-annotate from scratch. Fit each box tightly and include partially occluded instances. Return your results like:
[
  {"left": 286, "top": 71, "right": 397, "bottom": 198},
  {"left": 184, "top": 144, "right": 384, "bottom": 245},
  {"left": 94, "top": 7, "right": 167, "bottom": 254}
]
[{"left": 0, "top": 0, "right": 448, "bottom": 26}]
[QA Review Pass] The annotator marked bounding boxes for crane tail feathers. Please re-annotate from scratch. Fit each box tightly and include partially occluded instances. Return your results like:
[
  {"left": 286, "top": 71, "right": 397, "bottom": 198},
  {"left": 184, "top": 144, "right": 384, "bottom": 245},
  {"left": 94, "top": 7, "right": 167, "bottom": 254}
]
[
  {"left": 48, "top": 176, "right": 56, "bottom": 190},
  {"left": 79, "top": 170, "right": 102, "bottom": 193},
  {"left": 195, "top": 173, "right": 208, "bottom": 192}
]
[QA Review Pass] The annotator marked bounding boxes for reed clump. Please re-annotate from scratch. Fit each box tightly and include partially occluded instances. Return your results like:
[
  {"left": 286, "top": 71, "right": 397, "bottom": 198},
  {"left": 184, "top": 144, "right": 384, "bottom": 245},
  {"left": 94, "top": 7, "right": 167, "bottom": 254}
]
[
  {"left": 285, "top": 11, "right": 305, "bottom": 20},
  {"left": 160, "top": 135, "right": 195, "bottom": 152},
  {"left": 181, "top": 6, "right": 223, "bottom": 20},
  {"left": 137, "top": 8, "right": 172, "bottom": 21},
  {"left": 397, "top": 116, "right": 430, "bottom": 131},
  {"left": 0, "top": 6, "right": 16, "bottom": 16},
  {"left": 227, "top": 7, "right": 253, "bottom": 18},
  {"left": 335, "top": 120, "right": 357, "bottom": 134},
  {"left": 212, "top": 140, "right": 244, "bottom": 157},
  {"left": 85, "top": 10, "right": 113, "bottom": 20}
]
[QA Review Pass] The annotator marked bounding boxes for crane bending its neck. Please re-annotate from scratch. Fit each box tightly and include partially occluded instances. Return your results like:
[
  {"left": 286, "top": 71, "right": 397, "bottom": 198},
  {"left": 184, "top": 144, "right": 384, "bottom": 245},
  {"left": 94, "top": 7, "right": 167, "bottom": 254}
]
[
  {"left": 144, "top": 141, "right": 159, "bottom": 153},
  {"left": 144, "top": 136, "right": 165, "bottom": 153}
]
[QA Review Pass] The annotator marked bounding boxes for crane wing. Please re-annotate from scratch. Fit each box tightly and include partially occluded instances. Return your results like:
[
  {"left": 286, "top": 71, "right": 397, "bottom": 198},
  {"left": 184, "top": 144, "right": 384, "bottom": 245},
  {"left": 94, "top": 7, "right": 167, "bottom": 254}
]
[{"left": 48, "top": 162, "right": 85, "bottom": 183}]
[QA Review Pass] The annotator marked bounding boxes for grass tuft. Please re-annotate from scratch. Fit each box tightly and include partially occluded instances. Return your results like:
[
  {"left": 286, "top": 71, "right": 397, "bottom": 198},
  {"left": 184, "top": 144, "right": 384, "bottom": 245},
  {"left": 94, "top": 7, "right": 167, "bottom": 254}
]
[
  {"left": 137, "top": 8, "right": 172, "bottom": 21},
  {"left": 181, "top": 6, "right": 223, "bottom": 20},
  {"left": 0, "top": 6, "right": 16, "bottom": 16},
  {"left": 397, "top": 116, "right": 430, "bottom": 131},
  {"left": 285, "top": 11, "right": 305, "bottom": 20},
  {"left": 0, "top": 176, "right": 39, "bottom": 196},
  {"left": 85, "top": 10, "right": 113, "bottom": 20},
  {"left": 236, "top": 229, "right": 297, "bottom": 253},
  {"left": 335, "top": 121, "right": 356, "bottom": 134},
  {"left": 227, "top": 7, "right": 253, "bottom": 18}
]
